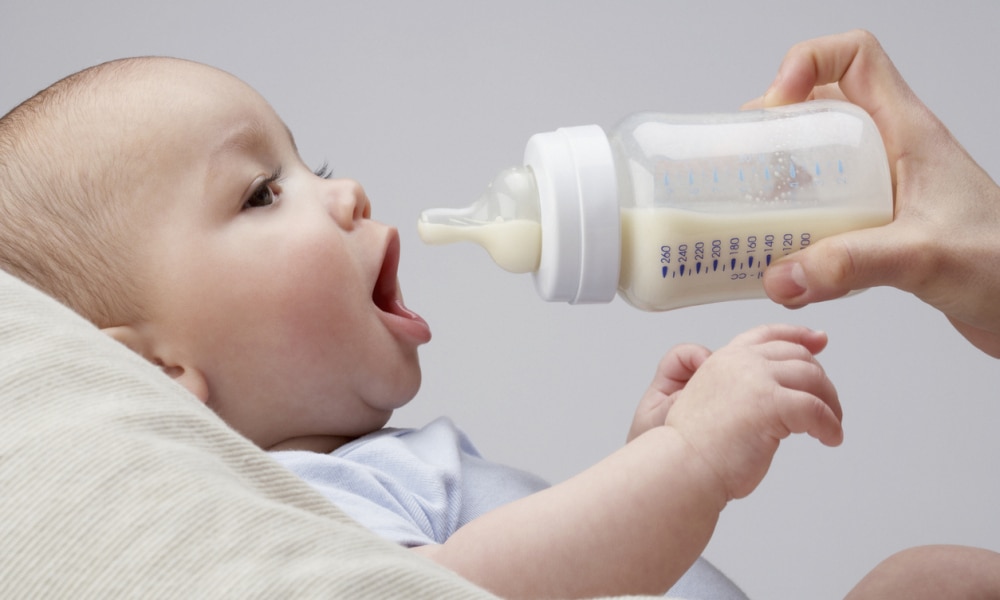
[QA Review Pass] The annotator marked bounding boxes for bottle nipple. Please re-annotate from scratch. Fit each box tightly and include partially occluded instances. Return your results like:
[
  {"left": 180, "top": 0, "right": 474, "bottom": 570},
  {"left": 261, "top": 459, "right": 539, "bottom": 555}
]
[{"left": 418, "top": 166, "right": 542, "bottom": 273}]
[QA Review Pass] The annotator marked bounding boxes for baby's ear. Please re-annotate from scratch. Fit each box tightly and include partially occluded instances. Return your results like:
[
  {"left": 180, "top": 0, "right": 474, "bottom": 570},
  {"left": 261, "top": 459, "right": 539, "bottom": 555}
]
[
  {"left": 101, "top": 325, "right": 210, "bottom": 403},
  {"left": 101, "top": 325, "right": 148, "bottom": 357}
]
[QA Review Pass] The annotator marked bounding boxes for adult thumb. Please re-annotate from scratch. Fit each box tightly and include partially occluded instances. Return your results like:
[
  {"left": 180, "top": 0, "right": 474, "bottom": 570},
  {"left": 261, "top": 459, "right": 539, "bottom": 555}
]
[{"left": 762, "top": 225, "right": 903, "bottom": 307}]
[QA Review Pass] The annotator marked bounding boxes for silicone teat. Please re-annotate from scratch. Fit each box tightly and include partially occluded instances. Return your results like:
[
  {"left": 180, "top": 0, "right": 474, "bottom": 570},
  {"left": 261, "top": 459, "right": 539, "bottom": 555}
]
[{"left": 418, "top": 166, "right": 542, "bottom": 273}]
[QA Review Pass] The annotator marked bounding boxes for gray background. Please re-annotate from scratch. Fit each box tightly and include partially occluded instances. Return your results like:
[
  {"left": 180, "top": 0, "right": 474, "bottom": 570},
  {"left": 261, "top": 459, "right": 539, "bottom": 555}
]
[{"left": 3, "top": 2, "right": 998, "bottom": 598}]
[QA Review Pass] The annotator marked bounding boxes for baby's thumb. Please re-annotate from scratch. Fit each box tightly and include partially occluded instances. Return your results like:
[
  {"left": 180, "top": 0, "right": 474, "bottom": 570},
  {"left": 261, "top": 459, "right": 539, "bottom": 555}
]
[{"left": 763, "top": 228, "right": 899, "bottom": 307}]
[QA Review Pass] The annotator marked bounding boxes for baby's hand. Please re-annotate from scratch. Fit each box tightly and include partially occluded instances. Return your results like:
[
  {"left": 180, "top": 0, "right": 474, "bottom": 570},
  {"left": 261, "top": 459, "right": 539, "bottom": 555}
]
[
  {"left": 628, "top": 343, "right": 713, "bottom": 442},
  {"left": 658, "top": 324, "right": 842, "bottom": 501}
]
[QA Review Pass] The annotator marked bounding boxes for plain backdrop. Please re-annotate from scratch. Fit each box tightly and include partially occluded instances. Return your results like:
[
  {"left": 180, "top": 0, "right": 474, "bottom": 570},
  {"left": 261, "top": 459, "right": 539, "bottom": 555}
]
[{"left": 3, "top": 2, "right": 998, "bottom": 599}]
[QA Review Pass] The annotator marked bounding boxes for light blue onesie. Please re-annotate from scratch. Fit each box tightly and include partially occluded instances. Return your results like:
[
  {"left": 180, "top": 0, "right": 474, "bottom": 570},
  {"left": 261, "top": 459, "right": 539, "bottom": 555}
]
[{"left": 271, "top": 417, "right": 748, "bottom": 600}]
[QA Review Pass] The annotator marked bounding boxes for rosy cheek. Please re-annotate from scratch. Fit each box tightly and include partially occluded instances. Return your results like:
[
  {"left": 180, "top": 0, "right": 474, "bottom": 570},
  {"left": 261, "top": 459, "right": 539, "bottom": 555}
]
[{"left": 268, "top": 249, "right": 361, "bottom": 339}]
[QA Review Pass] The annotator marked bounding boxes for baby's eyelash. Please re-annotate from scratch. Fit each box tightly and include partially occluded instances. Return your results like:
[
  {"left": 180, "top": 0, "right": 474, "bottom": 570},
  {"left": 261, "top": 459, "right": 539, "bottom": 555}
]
[
  {"left": 264, "top": 167, "right": 284, "bottom": 185},
  {"left": 313, "top": 162, "right": 334, "bottom": 179}
]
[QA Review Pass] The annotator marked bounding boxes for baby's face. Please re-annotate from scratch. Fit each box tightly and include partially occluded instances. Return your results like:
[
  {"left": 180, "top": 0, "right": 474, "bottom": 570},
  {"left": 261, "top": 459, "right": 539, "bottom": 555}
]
[{"left": 122, "top": 60, "right": 431, "bottom": 450}]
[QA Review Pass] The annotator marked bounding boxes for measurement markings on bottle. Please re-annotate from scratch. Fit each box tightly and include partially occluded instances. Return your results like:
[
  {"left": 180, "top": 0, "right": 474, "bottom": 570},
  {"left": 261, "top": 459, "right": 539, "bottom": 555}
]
[{"left": 658, "top": 232, "right": 811, "bottom": 280}]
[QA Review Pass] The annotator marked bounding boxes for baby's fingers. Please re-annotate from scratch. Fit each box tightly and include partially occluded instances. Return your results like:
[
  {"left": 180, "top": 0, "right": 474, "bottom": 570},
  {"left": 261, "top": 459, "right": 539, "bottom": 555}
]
[
  {"left": 758, "top": 344, "right": 842, "bottom": 422},
  {"left": 630, "top": 344, "right": 713, "bottom": 442},
  {"left": 769, "top": 357, "right": 843, "bottom": 446},
  {"left": 651, "top": 343, "right": 713, "bottom": 397},
  {"left": 729, "top": 323, "right": 829, "bottom": 356},
  {"left": 772, "top": 386, "right": 844, "bottom": 447}
]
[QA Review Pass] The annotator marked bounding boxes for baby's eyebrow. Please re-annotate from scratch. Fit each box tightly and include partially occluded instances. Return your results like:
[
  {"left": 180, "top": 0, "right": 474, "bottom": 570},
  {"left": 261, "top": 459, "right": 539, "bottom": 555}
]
[
  {"left": 215, "top": 119, "right": 298, "bottom": 159},
  {"left": 216, "top": 118, "right": 271, "bottom": 156}
]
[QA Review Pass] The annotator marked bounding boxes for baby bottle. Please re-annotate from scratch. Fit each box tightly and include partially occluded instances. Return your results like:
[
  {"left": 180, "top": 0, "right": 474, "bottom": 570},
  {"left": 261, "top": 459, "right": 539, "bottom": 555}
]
[{"left": 418, "top": 99, "right": 893, "bottom": 311}]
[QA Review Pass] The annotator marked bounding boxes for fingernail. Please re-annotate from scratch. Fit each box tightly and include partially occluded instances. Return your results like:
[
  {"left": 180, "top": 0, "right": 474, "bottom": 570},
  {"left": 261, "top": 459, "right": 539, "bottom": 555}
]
[
  {"left": 788, "top": 262, "right": 807, "bottom": 293},
  {"left": 768, "top": 261, "right": 807, "bottom": 299},
  {"left": 761, "top": 87, "right": 776, "bottom": 107}
]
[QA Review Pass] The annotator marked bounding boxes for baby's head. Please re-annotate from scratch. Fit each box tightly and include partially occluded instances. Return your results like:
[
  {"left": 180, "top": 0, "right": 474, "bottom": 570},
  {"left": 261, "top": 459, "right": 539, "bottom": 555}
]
[
  {"left": 0, "top": 59, "right": 153, "bottom": 328},
  {"left": 0, "top": 58, "right": 431, "bottom": 451}
]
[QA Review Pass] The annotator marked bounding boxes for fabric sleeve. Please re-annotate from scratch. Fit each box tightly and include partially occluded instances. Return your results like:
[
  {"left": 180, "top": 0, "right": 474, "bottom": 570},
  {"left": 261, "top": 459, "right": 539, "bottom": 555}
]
[{"left": 272, "top": 418, "right": 550, "bottom": 547}]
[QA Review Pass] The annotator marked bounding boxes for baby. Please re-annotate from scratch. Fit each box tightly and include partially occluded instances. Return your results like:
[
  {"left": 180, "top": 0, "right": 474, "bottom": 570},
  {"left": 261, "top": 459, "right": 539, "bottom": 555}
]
[{"left": 0, "top": 57, "right": 843, "bottom": 599}]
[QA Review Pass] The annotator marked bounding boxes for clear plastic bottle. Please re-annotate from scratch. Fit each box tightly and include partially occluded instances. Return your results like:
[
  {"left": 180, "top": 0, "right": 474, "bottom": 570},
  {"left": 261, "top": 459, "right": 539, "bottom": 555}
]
[{"left": 418, "top": 99, "right": 893, "bottom": 311}]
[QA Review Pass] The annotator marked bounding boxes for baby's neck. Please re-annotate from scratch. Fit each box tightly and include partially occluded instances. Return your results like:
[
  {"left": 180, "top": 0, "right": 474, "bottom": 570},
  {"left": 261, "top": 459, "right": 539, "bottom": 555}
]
[{"left": 267, "top": 434, "right": 355, "bottom": 454}]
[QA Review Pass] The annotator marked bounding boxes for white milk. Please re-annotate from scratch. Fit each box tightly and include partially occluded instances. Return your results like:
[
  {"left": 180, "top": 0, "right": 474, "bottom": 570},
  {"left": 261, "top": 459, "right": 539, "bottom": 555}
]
[
  {"left": 619, "top": 205, "right": 890, "bottom": 310},
  {"left": 418, "top": 219, "right": 542, "bottom": 274}
]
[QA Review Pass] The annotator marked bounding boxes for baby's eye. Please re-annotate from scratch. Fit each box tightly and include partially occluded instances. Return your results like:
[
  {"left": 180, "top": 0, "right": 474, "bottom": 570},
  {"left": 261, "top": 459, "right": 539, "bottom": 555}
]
[
  {"left": 244, "top": 184, "right": 276, "bottom": 209},
  {"left": 243, "top": 169, "right": 282, "bottom": 210}
]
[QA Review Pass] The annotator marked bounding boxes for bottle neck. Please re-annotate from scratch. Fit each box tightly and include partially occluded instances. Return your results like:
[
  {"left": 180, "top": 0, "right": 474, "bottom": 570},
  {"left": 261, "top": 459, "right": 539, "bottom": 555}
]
[{"left": 524, "top": 125, "right": 621, "bottom": 304}]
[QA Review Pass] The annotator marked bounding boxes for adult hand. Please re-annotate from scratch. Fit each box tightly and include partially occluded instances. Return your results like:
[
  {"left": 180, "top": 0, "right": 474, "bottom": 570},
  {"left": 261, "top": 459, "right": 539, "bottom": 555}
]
[{"left": 745, "top": 30, "right": 1000, "bottom": 358}]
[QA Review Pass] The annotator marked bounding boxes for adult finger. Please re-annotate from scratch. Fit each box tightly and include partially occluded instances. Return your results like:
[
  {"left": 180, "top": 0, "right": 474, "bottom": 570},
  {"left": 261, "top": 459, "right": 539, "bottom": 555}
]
[
  {"left": 762, "top": 222, "right": 915, "bottom": 307},
  {"left": 759, "top": 30, "right": 928, "bottom": 161}
]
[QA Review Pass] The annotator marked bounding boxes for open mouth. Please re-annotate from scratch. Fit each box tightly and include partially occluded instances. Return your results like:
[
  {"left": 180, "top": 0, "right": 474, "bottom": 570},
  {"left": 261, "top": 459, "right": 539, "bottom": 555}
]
[
  {"left": 373, "top": 231, "right": 402, "bottom": 315},
  {"left": 372, "top": 230, "right": 431, "bottom": 343}
]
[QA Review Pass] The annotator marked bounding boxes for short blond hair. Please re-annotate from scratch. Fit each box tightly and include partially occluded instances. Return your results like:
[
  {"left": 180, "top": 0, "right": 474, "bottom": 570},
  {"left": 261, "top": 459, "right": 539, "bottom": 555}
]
[{"left": 0, "top": 59, "right": 153, "bottom": 328}]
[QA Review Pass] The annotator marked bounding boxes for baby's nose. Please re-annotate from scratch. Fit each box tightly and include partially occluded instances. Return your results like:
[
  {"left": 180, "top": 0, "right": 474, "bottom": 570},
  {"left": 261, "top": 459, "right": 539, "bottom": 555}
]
[{"left": 326, "top": 179, "right": 371, "bottom": 229}]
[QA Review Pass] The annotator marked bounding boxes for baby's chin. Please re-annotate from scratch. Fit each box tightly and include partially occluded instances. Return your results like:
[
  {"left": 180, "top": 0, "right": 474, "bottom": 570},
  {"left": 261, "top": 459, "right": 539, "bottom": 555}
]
[
  {"left": 386, "top": 372, "right": 424, "bottom": 414},
  {"left": 378, "top": 353, "right": 424, "bottom": 410}
]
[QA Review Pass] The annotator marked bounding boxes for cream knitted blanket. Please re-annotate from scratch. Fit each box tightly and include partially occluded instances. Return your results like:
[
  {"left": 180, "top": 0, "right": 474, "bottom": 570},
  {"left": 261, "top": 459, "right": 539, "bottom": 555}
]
[{"left": 0, "top": 269, "right": 663, "bottom": 599}]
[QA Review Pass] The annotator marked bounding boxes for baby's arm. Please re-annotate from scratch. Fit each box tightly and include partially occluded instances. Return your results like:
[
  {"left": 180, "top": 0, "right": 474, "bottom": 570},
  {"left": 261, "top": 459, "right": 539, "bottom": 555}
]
[{"left": 415, "top": 324, "right": 842, "bottom": 599}]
